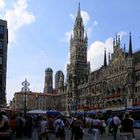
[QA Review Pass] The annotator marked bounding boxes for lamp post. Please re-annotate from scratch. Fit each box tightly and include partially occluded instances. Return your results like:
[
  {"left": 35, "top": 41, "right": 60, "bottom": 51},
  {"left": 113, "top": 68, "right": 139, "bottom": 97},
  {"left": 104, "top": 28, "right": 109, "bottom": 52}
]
[{"left": 21, "top": 79, "right": 30, "bottom": 116}]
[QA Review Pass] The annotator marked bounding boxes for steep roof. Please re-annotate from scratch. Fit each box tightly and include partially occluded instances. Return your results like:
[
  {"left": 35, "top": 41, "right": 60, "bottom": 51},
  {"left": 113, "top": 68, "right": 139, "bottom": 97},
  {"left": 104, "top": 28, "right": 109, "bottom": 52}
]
[{"left": 134, "top": 50, "right": 140, "bottom": 64}]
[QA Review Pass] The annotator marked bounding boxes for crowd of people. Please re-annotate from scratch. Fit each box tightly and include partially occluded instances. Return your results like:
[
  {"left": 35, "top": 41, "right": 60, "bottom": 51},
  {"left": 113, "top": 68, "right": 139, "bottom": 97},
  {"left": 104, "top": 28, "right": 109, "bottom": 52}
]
[
  {"left": 0, "top": 109, "right": 136, "bottom": 140},
  {"left": 85, "top": 112, "right": 135, "bottom": 140}
]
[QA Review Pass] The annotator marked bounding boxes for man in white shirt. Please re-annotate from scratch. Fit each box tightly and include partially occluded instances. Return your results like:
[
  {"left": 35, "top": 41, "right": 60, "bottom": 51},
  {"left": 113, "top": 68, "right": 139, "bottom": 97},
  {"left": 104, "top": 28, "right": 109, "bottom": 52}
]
[
  {"left": 53, "top": 115, "right": 65, "bottom": 140},
  {"left": 112, "top": 115, "right": 121, "bottom": 140},
  {"left": 91, "top": 115, "right": 101, "bottom": 140},
  {"left": 39, "top": 117, "right": 49, "bottom": 140}
]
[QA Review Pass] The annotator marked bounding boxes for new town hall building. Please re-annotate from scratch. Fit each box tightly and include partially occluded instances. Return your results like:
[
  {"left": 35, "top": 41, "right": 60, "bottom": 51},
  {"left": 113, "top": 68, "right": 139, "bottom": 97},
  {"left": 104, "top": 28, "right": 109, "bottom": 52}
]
[
  {"left": 66, "top": 4, "right": 140, "bottom": 113},
  {"left": 12, "top": 4, "right": 140, "bottom": 114}
]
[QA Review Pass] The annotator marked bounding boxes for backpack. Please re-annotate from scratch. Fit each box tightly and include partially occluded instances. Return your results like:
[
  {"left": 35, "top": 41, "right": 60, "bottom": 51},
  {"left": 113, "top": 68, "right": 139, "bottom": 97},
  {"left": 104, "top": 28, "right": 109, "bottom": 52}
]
[
  {"left": 110, "top": 118, "right": 114, "bottom": 126},
  {"left": 56, "top": 120, "right": 64, "bottom": 138}
]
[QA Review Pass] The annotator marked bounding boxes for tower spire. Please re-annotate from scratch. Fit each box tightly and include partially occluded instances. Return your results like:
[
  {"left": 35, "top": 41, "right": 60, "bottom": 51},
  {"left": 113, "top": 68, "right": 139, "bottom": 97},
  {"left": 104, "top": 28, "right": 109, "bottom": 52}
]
[
  {"left": 74, "top": 3, "right": 84, "bottom": 39},
  {"left": 77, "top": 2, "right": 81, "bottom": 17},
  {"left": 118, "top": 35, "right": 120, "bottom": 47},
  {"left": 116, "top": 34, "right": 118, "bottom": 46},
  {"left": 104, "top": 48, "right": 107, "bottom": 67},
  {"left": 128, "top": 32, "right": 132, "bottom": 56},
  {"left": 108, "top": 52, "right": 111, "bottom": 62}
]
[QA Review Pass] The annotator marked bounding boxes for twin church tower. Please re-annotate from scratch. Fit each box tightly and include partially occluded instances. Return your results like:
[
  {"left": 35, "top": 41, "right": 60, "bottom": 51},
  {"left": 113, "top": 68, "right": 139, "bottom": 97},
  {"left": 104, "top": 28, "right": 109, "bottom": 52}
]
[{"left": 44, "top": 68, "right": 64, "bottom": 94}]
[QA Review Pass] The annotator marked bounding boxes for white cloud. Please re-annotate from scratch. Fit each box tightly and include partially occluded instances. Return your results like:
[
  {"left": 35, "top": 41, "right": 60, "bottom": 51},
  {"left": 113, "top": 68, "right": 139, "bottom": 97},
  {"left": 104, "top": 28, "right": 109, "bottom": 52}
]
[
  {"left": 93, "top": 21, "right": 98, "bottom": 26},
  {"left": 70, "top": 13, "right": 75, "bottom": 20},
  {"left": 64, "top": 30, "right": 73, "bottom": 42},
  {"left": 0, "top": 0, "right": 5, "bottom": 9},
  {"left": 87, "top": 31, "right": 127, "bottom": 71},
  {"left": 87, "top": 21, "right": 98, "bottom": 37},
  {"left": 0, "top": 0, "right": 5, "bottom": 17},
  {"left": 87, "top": 38, "right": 113, "bottom": 71},
  {"left": 64, "top": 52, "right": 70, "bottom": 76},
  {"left": 81, "top": 10, "right": 90, "bottom": 26},
  {"left": 65, "top": 37, "right": 113, "bottom": 72},
  {"left": 117, "top": 31, "right": 127, "bottom": 40},
  {"left": 40, "top": 50, "right": 47, "bottom": 58},
  {"left": 0, "top": 0, "right": 36, "bottom": 44}
]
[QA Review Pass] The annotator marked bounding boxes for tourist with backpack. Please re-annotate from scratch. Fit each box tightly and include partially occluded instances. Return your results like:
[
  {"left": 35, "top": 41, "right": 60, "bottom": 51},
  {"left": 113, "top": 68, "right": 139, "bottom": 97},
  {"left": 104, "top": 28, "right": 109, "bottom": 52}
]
[
  {"left": 53, "top": 115, "right": 65, "bottom": 140},
  {"left": 73, "top": 116, "right": 84, "bottom": 140},
  {"left": 38, "top": 116, "right": 49, "bottom": 140},
  {"left": 106, "top": 115, "right": 113, "bottom": 136}
]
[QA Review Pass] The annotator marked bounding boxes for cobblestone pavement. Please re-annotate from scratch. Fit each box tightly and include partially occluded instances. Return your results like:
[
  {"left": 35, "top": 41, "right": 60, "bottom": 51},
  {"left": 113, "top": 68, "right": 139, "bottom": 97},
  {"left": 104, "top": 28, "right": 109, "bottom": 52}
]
[{"left": 12, "top": 128, "right": 140, "bottom": 140}]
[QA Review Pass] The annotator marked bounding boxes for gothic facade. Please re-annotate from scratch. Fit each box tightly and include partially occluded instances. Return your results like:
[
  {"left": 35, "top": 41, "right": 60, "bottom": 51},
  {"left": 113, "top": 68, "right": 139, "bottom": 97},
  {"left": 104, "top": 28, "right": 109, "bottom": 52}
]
[{"left": 66, "top": 4, "right": 140, "bottom": 114}]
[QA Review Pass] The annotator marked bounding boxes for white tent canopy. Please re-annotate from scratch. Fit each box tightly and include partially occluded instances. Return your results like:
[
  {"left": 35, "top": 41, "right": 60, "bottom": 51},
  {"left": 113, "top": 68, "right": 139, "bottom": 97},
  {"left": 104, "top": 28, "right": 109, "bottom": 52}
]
[{"left": 27, "top": 109, "right": 46, "bottom": 114}]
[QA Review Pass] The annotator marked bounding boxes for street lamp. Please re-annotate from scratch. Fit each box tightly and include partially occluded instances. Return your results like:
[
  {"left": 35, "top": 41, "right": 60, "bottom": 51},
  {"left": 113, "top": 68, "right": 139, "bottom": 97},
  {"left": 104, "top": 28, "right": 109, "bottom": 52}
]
[{"left": 21, "top": 78, "right": 30, "bottom": 116}]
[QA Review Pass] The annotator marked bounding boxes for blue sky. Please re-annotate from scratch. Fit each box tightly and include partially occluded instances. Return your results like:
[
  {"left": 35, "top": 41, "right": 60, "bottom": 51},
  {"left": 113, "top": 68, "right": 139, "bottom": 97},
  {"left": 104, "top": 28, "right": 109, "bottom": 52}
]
[{"left": 0, "top": 0, "right": 140, "bottom": 103}]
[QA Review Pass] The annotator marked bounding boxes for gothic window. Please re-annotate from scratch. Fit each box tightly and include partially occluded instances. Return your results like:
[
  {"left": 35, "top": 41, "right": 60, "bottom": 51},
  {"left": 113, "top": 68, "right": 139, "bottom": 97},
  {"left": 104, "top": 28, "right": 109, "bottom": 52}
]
[
  {"left": 96, "top": 85, "right": 99, "bottom": 92},
  {"left": 80, "top": 31, "right": 81, "bottom": 37},
  {"left": 136, "top": 74, "right": 140, "bottom": 82},
  {"left": 96, "top": 74, "right": 98, "bottom": 80},
  {"left": 138, "top": 86, "right": 140, "bottom": 92},
  {"left": 134, "top": 98, "right": 137, "bottom": 103},
  {"left": 135, "top": 75, "right": 138, "bottom": 82},
  {"left": 135, "top": 87, "right": 137, "bottom": 93},
  {"left": 75, "top": 31, "right": 78, "bottom": 37},
  {"left": 92, "top": 88, "right": 94, "bottom": 94}
]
